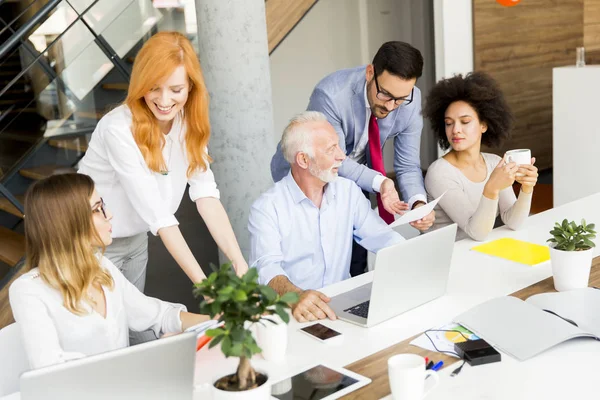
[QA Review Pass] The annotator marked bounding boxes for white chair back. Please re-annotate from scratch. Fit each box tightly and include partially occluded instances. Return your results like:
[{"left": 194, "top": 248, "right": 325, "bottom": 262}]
[{"left": 0, "top": 323, "right": 30, "bottom": 396}]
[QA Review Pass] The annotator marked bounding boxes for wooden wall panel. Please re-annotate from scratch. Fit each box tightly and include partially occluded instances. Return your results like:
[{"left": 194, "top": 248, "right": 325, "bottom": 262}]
[
  {"left": 265, "top": 0, "right": 318, "bottom": 54},
  {"left": 585, "top": 0, "right": 600, "bottom": 51},
  {"left": 473, "top": 0, "right": 584, "bottom": 171}
]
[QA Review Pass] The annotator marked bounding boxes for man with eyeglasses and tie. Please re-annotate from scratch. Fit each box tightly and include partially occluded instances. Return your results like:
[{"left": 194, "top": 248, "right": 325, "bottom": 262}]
[{"left": 270, "top": 41, "right": 435, "bottom": 277}]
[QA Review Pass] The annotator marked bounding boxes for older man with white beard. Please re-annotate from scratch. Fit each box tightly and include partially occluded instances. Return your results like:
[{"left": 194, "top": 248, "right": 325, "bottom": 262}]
[{"left": 248, "top": 111, "right": 404, "bottom": 322}]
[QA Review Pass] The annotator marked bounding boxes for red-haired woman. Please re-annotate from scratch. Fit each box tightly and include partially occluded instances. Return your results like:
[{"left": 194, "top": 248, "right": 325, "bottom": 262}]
[{"left": 79, "top": 32, "right": 247, "bottom": 296}]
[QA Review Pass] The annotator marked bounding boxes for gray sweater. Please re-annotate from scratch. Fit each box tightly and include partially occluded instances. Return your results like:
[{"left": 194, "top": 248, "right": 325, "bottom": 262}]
[{"left": 425, "top": 153, "right": 532, "bottom": 241}]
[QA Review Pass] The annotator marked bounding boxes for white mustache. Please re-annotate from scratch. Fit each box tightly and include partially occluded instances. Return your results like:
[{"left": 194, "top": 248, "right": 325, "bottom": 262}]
[{"left": 332, "top": 162, "right": 343, "bottom": 169}]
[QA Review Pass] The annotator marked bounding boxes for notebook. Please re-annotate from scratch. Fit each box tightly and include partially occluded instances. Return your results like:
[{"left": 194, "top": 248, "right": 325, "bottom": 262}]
[
  {"left": 471, "top": 238, "right": 550, "bottom": 266},
  {"left": 454, "top": 288, "right": 600, "bottom": 361}
]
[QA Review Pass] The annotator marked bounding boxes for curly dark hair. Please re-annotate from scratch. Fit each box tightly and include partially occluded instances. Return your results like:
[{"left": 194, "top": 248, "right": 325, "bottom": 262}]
[{"left": 423, "top": 71, "right": 513, "bottom": 150}]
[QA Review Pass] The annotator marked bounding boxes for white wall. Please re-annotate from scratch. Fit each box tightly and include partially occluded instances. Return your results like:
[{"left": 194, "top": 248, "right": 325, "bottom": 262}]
[
  {"left": 269, "top": 0, "right": 438, "bottom": 171},
  {"left": 365, "top": 0, "right": 437, "bottom": 171},
  {"left": 553, "top": 66, "right": 600, "bottom": 207},
  {"left": 269, "top": 0, "right": 363, "bottom": 140},
  {"left": 433, "top": 0, "right": 473, "bottom": 81},
  {"left": 432, "top": 0, "right": 473, "bottom": 157}
]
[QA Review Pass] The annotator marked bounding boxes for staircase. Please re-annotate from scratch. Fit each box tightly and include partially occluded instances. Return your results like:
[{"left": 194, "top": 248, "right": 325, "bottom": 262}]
[{"left": 0, "top": 0, "right": 319, "bottom": 329}]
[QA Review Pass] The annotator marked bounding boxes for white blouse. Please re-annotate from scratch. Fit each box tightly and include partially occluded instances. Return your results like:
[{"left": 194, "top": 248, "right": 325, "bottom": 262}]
[
  {"left": 78, "top": 105, "right": 220, "bottom": 238},
  {"left": 8, "top": 256, "right": 186, "bottom": 370}
]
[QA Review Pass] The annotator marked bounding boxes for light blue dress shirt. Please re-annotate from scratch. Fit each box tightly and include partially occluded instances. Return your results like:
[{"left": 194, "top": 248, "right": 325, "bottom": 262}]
[{"left": 249, "top": 172, "right": 404, "bottom": 290}]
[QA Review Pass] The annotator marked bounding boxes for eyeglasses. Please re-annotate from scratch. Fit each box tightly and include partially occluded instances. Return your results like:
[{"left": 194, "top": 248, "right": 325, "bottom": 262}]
[
  {"left": 92, "top": 198, "right": 107, "bottom": 219},
  {"left": 373, "top": 70, "right": 414, "bottom": 106}
]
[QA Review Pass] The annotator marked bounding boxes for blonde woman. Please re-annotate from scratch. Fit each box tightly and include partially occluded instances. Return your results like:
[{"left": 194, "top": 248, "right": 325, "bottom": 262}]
[
  {"left": 78, "top": 31, "right": 247, "bottom": 295},
  {"left": 9, "top": 174, "right": 211, "bottom": 370}
]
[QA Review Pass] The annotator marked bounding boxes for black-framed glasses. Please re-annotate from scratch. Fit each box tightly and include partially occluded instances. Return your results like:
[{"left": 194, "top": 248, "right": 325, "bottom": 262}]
[
  {"left": 373, "top": 70, "right": 414, "bottom": 106},
  {"left": 92, "top": 198, "right": 107, "bottom": 219}
]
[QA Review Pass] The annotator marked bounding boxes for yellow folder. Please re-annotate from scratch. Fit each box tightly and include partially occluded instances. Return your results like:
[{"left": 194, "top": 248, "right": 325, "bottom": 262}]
[{"left": 471, "top": 238, "right": 550, "bottom": 266}]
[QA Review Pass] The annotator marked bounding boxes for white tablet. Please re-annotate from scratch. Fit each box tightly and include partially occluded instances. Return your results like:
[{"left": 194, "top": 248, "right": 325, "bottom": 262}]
[{"left": 270, "top": 364, "right": 371, "bottom": 400}]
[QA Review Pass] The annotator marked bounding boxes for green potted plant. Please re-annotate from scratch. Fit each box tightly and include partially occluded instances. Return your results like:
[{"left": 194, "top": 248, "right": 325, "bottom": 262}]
[
  {"left": 194, "top": 264, "right": 298, "bottom": 399},
  {"left": 547, "top": 219, "right": 596, "bottom": 291}
]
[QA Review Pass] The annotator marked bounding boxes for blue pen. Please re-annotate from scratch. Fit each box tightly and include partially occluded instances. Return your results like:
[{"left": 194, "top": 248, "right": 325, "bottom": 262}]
[{"left": 431, "top": 361, "right": 444, "bottom": 371}]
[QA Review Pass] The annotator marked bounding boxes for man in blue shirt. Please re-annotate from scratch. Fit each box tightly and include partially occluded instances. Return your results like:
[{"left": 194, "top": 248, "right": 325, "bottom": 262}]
[
  {"left": 270, "top": 42, "right": 434, "bottom": 277},
  {"left": 249, "top": 111, "right": 404, "bottom": 323}
]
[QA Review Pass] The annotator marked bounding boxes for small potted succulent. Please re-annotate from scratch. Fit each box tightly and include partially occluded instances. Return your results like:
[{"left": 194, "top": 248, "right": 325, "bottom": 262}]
[
  {"left": 547, "top": 219, "right": 596, "bottom": 291},
  {"left": 194, "top": 264, "right": 298, "bottom": 399}
]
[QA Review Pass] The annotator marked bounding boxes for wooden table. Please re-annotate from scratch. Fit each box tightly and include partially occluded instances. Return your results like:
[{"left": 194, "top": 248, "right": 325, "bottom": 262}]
[{"left": 343, "top": 257, "right": 600, "bottom": 399}]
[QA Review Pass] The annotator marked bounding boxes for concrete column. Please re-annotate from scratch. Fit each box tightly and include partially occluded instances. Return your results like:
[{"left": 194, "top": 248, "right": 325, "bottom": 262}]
[{"left": 195, "top": 0, "right": 275, "bottom": 261}]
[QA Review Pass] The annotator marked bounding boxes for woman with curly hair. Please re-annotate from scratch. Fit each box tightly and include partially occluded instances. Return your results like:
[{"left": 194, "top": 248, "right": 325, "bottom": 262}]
[{"left": 423, "top": 72, "right": 538, "bottom": 241}]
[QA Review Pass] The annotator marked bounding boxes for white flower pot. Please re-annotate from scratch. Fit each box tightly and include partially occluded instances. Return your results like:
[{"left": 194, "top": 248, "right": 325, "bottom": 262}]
[
  {"left": 211, "top": 371, "right": 270, "bottom": 400},
  {"left": 550, "top": 246, "right": 594, "bottom": 291},
  {"left": 255, "top": 315, "right": 288, "bottom": 362}
]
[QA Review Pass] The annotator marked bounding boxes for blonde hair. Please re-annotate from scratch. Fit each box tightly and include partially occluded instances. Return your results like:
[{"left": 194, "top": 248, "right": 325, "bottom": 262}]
[
  {"left": 24, "top": 173, "right": 114, "bottom": 315},
  {"left": 125, "top": 31, "right": 211, "bottom": 177}
]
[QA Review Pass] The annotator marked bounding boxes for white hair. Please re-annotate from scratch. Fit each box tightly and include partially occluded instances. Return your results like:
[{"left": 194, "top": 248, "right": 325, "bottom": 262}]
[{"left": 281, "top": 111, "right": 328, "bottom": 164}]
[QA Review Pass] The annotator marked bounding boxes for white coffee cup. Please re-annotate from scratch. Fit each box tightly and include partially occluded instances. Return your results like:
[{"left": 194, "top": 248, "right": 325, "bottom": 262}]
[
  {"left": 388, "top": 354, "right": 439, "bottom": 400},
  {"left": 255, "top": 315, "right": 287, "bottom": 362},
  {"left": 505, "top": 149, "right": 531, "bottom": 177}
]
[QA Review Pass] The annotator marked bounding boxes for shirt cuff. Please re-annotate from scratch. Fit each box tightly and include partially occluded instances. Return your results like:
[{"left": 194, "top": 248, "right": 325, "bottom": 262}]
[
  {"left": 189, "top": 185, "right": 220, "bottom": 202},
  {"left": 372, "top": 174, "right": 387, "bottom": 193},
  {"left": 408, "top": 194, "right": 427, "bottom": 209},
  {"left": 163, "top": 304, "right": 188, "bottom": 334},
  {"left": 149, "top": 215, "right": 179, "bottom": 236}
]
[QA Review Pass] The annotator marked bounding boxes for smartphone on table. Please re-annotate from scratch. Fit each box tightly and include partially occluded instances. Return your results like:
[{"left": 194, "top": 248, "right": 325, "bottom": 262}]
[{"left": 300, "top": 323, "right": 343, "bottom": 343}]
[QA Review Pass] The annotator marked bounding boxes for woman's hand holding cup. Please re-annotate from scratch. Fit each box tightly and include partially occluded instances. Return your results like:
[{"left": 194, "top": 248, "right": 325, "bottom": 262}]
[
  {"left": 505, "top": 149, "right": 538, "bottom": 193},
  {"left": 483, "top": 155, "right": 518, "bottom": 200},
  {"left": 515, "top": 157, "right": 538, "bottom": 193}
]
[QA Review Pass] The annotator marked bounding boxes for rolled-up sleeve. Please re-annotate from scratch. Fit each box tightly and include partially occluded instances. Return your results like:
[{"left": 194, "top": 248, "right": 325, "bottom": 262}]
[
  {"left": 248, "top": 198, "right": 289, "bottom": 285},
  {"left": 188, "top": 157, "right": 220, "bottom": 201},
  {"left": 101, "top": 124, "right": 178, "bottom": 236},
  {"left": 111, "top": 261, "right": 186, "bottom": 336}
]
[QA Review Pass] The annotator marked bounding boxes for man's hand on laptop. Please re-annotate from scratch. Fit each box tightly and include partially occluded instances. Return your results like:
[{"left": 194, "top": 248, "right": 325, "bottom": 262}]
[
  {"left": 380, "top": 178, "right": 409, "bottom": 215},
  {"left": 292, "top": 290, "right": 337, "bottom": 322}
]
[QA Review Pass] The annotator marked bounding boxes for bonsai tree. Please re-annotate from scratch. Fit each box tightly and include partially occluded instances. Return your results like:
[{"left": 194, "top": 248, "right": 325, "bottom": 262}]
[
  {"left": 548, "top": 219, "right": 596, "bottom": 251},
  {"left": 193, "top": 263, "right": 298, "bottom": 392}
]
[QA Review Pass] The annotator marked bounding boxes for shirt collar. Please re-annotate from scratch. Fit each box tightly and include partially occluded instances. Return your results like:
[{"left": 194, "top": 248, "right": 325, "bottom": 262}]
[
  {"left": 284, "top": 171, "right": 337, "bottom": 206},
  {"left": 364, "top": 81, "right": 369, "bottom": 110}
]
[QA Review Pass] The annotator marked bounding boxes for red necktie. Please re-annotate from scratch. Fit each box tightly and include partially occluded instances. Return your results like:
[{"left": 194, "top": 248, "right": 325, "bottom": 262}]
[{"left": 368, "top": 114, "right": 395, "bottom": 224}]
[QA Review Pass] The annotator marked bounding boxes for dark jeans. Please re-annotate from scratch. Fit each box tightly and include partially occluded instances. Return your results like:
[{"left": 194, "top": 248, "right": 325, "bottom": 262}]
[{"left": 350, "top": 240, "right": 368, "bottom": 277}]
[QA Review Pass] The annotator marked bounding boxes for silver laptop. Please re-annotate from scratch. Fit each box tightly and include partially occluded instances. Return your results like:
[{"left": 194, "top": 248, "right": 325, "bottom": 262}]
[
  {"left": 330, "top": 224, "right": 457, "bottom": 327},
  {"left": 20, "top": 332, "right": 197, "bottom": 400}
]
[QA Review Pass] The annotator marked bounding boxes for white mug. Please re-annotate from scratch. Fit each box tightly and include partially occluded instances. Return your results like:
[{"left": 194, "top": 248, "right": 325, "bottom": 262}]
[
  {"left": 255, "top": 315, "right": 287, "bottom": 362},
  {"left": 388, "top": 354, "right": 439, "bottom": 400},
  {"left": 505, "top": 149, "right": 531, "bottom": 177}
]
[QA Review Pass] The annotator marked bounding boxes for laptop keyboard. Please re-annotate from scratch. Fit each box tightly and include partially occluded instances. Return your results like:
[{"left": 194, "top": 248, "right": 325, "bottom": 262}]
[{"left": 344, "top": 300, "right": 370, "bottom": 318}]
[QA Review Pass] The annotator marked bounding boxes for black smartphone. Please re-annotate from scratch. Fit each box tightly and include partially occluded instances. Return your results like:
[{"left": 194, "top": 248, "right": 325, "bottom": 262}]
[{"left": 299, "top": 323, "right": 342, "bottom": 343}]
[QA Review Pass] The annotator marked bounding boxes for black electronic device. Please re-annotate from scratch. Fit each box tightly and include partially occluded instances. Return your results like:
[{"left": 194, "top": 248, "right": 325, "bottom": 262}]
[{"left": 454, "top": 339, "right": 501, "bottom": 366}]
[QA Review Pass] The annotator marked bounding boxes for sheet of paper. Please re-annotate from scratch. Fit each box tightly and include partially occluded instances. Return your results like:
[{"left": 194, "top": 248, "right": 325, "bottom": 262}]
[
  {"left": 409, "top": 322, "right": 479, "bottom": 358},
  {"left": 390, "top": 191, "right": 446, "bottom": 228},
  {"left": 184, "top": 320, "right": 223, "bottom": 337}
]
